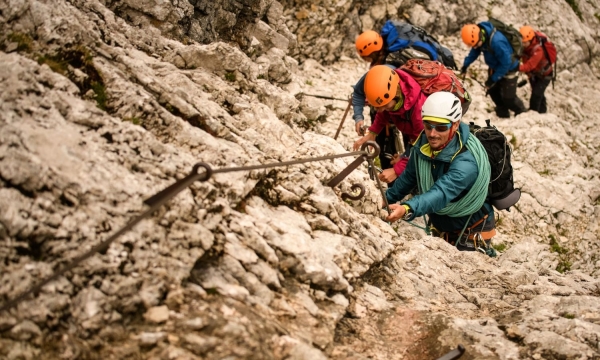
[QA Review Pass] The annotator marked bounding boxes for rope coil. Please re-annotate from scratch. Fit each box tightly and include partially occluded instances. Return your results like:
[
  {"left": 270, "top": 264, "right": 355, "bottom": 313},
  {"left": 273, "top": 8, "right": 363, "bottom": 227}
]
[{"left": 415, "top": 133, "right": 490, "bottom": 217}]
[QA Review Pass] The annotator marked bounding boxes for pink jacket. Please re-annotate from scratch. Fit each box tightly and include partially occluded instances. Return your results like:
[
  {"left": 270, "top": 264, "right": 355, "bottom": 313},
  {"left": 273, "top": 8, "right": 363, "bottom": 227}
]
[{"left": 368, "top": 69, "right": 426, "bottom": 175}]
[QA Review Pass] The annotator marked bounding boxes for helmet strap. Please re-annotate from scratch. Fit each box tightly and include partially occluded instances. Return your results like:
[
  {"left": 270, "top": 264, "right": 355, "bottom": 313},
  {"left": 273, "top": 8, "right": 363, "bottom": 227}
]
[{"left": 391, "top": 87, "right": 404, "bottom": 111}]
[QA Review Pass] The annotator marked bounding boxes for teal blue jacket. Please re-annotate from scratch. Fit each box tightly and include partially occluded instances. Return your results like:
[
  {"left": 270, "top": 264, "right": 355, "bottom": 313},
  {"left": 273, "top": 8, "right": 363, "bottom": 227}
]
[{"left": 385, "top": 122, "right": 493, "bottom": 232}]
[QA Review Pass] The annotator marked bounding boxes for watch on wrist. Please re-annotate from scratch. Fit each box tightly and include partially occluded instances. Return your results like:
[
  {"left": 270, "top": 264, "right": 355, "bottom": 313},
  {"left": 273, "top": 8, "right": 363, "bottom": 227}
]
[{"left": 402, "top": 205, "right": 413, "bottom": 221}]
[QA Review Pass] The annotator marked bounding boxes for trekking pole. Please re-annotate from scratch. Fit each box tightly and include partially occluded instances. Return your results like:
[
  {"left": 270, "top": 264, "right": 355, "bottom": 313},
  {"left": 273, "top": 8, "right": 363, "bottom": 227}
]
[
  {"left": 333, "top": 95, "right": 353, "bottom": 140},
  {"left": 467, "top": 76, "right": 486, "bottom": 89},
  {"left": 465, "top": 75, "right": 496, "bottom": 97},
  {"left": 301, "top": 93, "right": 349, "bottom": 102}
]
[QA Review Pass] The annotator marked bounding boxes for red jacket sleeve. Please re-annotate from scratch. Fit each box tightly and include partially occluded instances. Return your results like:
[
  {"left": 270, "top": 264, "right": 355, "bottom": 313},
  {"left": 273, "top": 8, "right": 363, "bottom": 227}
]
[
  {"left": 519, "top": 46, "right": 545, "bottom": 73},
  {"left": 368, "top": 111, "right": 389, "bottom": 134},
  {"left": 393, "top": 156, "right": 409, "bottom": 175}
]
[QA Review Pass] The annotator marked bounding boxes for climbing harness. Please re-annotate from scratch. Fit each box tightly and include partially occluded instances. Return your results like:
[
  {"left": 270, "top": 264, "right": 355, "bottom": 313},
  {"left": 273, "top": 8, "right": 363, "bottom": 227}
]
[
  {"left": 402, "top": 133, "right": 497, "bottom": 246},
  {"left": 438, "top": 214, "right": 497, "bottom": 257},
  {"left": 0, "top": 142, "right": 384, "bottom": 313}
]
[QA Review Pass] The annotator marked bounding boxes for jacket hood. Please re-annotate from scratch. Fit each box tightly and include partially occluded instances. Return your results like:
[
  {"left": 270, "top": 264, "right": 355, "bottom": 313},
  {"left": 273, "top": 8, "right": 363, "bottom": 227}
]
[
  {"left": 478, "top": 22, "right": 494, "bottom": 37},
  {"left": 395, "top": 69, "right": 424, "bottom": 113}
]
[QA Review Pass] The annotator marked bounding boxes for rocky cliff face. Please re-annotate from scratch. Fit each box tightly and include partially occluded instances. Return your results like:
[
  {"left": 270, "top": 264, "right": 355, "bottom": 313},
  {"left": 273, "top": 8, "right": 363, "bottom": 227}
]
[{"left": 0, "top": 0, "right": 599, "bottom": 359}]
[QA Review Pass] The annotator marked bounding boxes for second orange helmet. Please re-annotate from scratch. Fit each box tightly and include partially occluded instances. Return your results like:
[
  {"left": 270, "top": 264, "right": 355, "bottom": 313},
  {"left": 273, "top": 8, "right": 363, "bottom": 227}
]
[
  {"left": 519, "top": 26, "right": 535, "bottom": 42},
  {"left": 461, "top": 24, "right": 480, "bottom": 47},
  {"left": 355, "top": 30, "right": 383, "bottom": 57}
]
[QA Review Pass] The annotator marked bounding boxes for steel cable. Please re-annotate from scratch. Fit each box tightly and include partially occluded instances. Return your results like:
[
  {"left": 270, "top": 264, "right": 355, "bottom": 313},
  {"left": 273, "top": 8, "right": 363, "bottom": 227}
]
[{"left": 0, "top": 144, "right": 381, "bottom": 313}]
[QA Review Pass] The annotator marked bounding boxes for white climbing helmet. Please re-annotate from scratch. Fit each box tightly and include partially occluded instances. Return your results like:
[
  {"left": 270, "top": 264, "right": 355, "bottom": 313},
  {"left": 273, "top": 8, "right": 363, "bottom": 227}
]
[{"left": 421, "top": 92, "right": 463, "bottom": 123}]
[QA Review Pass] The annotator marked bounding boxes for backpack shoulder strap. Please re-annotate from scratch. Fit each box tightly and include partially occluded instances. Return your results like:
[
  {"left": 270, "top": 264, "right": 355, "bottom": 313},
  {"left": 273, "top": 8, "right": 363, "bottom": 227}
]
[
  {"left": 443, "top": 145, "right": 468, "bottom": 173},
  {"left": 487, "top": 29, "right": 497, "bottom": 53},
  {"left": 538, "top": 35, "right": 552, "bottom": 63}
]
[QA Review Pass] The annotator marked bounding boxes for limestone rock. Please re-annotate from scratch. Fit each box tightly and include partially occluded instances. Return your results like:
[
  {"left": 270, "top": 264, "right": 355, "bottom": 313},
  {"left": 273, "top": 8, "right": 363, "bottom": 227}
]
[{"left": 0, "top": 0, "right": 599, "bottom": 359}]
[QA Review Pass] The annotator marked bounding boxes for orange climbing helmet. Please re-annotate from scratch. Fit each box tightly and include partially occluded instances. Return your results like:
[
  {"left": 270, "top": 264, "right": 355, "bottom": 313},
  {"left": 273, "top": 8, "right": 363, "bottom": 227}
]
[
  {"left": 519, "top": 25, "right": 535, "bottom": 42},
  {"left": 355, "top": 30, "right": 383, "bottom": 57},
  {"left": 364, "top": 65, "right": 400, "bottom": 107},
  {"left": 461, "top": 24, "right": 480, "bottom": 47}
]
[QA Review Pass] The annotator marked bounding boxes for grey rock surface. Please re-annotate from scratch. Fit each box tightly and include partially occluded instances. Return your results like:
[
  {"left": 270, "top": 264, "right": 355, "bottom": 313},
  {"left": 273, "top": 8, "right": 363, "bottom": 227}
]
[{"left": 0, "top": 0, "right": 599, "bottom": 359}]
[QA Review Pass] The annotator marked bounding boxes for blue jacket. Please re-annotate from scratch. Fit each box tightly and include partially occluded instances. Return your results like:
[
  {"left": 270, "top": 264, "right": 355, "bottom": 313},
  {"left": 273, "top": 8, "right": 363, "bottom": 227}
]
[
  {"left": 462, "top": 22, "right": 520, "bottom": 83},
  {"left": 381, "top": 20, "right": 439, "bottom": 61},
  {"left": 386, "top": 122, "right": 493, "bottom": 232},
  {"left": 352, "top": 64, "right": 396, "bottom": 123}
]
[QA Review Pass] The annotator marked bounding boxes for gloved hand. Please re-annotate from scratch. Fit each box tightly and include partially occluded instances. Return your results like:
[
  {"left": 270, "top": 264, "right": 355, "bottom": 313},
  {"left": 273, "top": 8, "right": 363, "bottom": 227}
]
[
  {"left": 460, "top": 66, "right": 467, "bottom": 76},
  {"left": 484, "top": 78, "right": 495, "bottom": 88}
]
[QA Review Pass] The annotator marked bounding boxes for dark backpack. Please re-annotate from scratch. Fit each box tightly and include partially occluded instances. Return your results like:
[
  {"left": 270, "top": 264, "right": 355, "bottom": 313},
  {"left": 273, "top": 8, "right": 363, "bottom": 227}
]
[
  {"left": 381, "top": 20, "right": 458, "bottom": 70},
  {"left": 468, "top": 119, "right": 520, "bottom": 210},
  {"left": 488, "top": 18, "right": 523, "bottom": 61}
]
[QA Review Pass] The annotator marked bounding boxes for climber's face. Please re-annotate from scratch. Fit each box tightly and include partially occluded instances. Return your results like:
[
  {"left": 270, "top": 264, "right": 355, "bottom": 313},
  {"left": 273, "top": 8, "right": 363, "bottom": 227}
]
[{"left": 374, "top": 99, "right": 397, "bottom": 113}]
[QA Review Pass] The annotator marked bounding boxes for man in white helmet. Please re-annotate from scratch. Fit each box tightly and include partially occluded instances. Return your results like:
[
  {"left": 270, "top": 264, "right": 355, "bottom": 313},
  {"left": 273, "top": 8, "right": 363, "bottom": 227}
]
[{"left": 384, "top": 92, "right": 497, "bottom": 253}]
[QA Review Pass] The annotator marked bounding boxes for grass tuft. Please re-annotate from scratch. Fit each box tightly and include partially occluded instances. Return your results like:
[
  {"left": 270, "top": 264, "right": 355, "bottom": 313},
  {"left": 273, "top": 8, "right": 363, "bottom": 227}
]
[
  {"left": 124, "top": 117, "right": 142, "bottom": 126},
  {"left": 565, "top": 0, "right": 583, "bottom": 20},
  {"left": 548, "top": 234, "right": 572, "bottom": 273},
  {"left": 549, "top": 235, "right": 568, "bottom": 255},
  {"left": 556, "top": 260, "right": 572, "bottom": 273},
  {"left": 7, "top": 32, "right": 33, "bottom": 52},
  {"left": 492, "top": 243, "right": 506, "bottom": 252},
  {"left": 224, "top": 72, "right": 236, "bottom": 82},
  {"left": 37, "top": 47, "right": 108, "bottom": 111}
]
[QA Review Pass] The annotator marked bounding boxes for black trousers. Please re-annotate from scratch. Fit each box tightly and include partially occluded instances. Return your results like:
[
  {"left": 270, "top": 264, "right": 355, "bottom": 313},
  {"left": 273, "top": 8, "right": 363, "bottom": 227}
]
[
  {"left": 375, "top": 127, "right": 397, "bottom": 170},
  {"left": 369, "top": 107, "right": 398, "bottom": 171},
  {"left": 529, "top": 74, "right": 552, "bottom": 113},
  {"left": 488, "top": 72, "right": 526, "bottom": 118}
]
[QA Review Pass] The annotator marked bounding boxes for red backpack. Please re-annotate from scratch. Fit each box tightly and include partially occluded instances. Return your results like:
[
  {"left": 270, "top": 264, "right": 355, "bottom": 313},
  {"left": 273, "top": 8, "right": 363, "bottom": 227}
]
[
  {"left": 535, "top": 31, "right": 557, "bottom": 87},
  {"left": 536, "top": 31, "right": 556, "bottom": 64},
  {"left": 399, "top": 59, "right": 471, "bottom": 114}
]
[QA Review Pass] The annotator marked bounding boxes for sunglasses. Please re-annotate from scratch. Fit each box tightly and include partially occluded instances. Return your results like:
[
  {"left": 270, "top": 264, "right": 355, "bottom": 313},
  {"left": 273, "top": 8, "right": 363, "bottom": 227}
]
[{"left": 423, "top": 121, "right": 452, "bottom": 132}]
